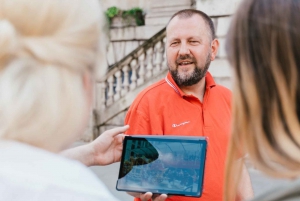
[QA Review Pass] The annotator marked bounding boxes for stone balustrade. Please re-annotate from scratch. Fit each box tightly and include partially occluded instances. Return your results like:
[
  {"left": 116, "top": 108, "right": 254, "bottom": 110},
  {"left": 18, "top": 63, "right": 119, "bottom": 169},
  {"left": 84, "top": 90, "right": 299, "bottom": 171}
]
[{"left": 97, "top": 28, "right": 166, "bottom": 112}]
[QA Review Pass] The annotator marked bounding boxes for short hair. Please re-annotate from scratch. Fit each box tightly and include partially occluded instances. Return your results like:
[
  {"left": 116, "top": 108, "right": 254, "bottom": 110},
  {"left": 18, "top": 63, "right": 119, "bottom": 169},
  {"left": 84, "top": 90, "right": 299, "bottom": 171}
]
[
  {"left": 167, "top": 9, "right": 216, "bottom": 40},
  {"left": 225, "top": 0, "right": 300, "bottom": 200},
  {"left": 0, "top": 0, "right": 104, "bottom": 150}
]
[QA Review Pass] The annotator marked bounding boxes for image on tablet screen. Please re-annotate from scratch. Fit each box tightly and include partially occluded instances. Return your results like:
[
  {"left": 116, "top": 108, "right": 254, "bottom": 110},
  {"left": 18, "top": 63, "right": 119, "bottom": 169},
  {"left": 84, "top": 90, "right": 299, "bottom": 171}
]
[{"left": 117, "top": 137, "right": 206, "bottom": 196}]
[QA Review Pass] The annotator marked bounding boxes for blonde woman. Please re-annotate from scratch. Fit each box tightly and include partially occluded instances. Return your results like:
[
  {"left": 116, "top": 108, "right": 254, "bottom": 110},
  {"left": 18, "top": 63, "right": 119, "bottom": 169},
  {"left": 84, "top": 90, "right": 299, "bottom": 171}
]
[
  {"left": 225, "top": 0, "right": 300, "bottom": 200},
  {"left": 0, "top": 0, "right": 130, "bottom": 200}
]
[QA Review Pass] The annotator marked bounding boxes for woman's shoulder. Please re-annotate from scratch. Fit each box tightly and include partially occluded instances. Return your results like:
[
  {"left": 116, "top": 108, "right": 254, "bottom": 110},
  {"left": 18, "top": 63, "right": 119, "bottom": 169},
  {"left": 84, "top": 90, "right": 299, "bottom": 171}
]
[
  {"left": 0, "top": 141, "right": 119, "bottom": 201},
  {"left": 251, "top": 179, "right": 300, "bottom": 201}
]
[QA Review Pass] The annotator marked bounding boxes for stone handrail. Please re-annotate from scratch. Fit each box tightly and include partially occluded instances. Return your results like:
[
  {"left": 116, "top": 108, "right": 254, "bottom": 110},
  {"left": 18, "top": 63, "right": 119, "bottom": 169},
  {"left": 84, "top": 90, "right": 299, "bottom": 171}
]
[{"left": 97, "top": 27, "right": 167, "bottom": 111}]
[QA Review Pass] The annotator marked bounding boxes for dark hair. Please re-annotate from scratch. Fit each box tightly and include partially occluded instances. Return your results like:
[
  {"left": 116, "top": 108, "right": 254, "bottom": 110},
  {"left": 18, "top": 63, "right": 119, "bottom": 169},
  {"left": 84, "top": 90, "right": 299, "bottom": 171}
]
[
  {"left": 225, "top": 0, "right": 300, "bottom": 200},
  {"left": 167, "top": 9, "right": 215, "bottom": 40}
]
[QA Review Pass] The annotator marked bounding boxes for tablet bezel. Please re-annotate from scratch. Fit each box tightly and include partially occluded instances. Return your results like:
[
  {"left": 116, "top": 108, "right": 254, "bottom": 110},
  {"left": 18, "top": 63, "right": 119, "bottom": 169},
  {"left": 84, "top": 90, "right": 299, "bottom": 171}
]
[{"left": 116, "top": 135, "right": 207, "bottom": 197}]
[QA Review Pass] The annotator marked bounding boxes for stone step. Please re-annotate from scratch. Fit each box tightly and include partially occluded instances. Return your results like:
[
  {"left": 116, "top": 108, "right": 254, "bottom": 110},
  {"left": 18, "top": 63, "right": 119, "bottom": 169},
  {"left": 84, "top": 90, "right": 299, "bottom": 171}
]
[
  {"left": 150, "top": 0, "right": 192, "bottom": 8},
  {"left": 146, "top": 10, "right": 183, "bottom": 18},
  {"left": 110, "top": 25, "right": 165, "bottom": 41},
  {"left": 145, "top": 16, "right": 171, "bottom": 26},
  {"left": 150, "top": 5, "right": 192, "bottom": 13},
  {"left": 196, "top": 0, "right": 241, "bottom": 16}
]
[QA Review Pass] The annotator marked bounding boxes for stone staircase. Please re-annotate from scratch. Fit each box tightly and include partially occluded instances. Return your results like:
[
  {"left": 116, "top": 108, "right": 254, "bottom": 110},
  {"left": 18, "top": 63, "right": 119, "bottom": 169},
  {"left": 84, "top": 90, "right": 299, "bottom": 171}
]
[{"left": 95, "top": 27, "right": 167, "bottom": 136}]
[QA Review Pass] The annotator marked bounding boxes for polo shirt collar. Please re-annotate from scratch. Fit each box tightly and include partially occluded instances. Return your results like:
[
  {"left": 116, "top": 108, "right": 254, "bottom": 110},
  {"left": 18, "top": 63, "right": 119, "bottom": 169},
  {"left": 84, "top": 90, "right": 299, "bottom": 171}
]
[{"left": 165, "top": 71, "right": 216, "bottom": 97}]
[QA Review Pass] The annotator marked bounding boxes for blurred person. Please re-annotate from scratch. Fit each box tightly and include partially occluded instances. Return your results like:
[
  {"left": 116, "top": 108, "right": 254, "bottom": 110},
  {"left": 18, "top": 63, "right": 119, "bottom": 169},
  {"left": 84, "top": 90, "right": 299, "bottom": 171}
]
[
  {"left": 0, "top": 0, "right": 134, "bottom": 200},
  {"left": 225, "top": 0, "right": 300, "bottom": 200},
  {"left": 124, "top": 9, "right": 253, "bottom": 201}
]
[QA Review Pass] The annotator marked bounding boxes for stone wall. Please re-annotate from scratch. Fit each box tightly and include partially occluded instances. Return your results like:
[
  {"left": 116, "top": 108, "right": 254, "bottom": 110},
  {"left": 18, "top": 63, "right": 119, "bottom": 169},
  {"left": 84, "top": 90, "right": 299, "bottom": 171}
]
[
  {"left": 209, "top": 15, "right": 234, "bottom": 90},
  {"left": 195, "top": 0, "right": 243, "bottom": 89},
  {"left": 196, "top": 0, "right": 241, "bottom": 16}
]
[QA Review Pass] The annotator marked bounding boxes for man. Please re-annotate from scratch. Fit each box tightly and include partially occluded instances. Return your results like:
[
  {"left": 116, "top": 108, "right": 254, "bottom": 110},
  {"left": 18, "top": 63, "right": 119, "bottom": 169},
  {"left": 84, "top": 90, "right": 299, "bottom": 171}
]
[{"left": 124, "top": 9, "right": 253, "bottom": 201}]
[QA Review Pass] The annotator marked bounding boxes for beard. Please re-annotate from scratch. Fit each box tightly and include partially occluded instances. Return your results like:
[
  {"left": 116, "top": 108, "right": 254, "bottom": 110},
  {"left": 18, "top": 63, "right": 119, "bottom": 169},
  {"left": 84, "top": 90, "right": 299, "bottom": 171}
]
[{"left": 168, "top": 53, "right": 211, "bottom": 87}]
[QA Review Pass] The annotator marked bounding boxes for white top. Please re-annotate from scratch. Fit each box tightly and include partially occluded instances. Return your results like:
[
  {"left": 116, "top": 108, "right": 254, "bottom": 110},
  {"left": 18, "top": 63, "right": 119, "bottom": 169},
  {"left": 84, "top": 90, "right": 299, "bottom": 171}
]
[{"left": 0, "top": 140, "right": 119, "bottom": 201}]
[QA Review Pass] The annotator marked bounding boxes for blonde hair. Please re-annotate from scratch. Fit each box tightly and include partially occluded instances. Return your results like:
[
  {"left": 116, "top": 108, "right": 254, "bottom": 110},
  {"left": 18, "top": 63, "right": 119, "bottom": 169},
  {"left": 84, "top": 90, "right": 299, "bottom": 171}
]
[
  {"left": 0, "top": 0, "right": 103, "bottom": 151},
  {"left": 225, "top": 0, "right": 300, "bottom": 200}
]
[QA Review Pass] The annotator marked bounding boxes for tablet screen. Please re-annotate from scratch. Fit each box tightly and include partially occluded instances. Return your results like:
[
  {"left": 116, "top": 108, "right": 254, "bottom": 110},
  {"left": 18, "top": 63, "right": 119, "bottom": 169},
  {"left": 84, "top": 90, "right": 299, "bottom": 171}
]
[{"left": 116, "top": 136, "right": 207, "bottom": 197}]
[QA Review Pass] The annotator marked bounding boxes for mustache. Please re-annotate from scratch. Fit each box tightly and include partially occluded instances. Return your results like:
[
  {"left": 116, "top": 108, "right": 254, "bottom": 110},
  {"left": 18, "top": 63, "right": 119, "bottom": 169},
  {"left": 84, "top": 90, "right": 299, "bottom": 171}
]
[{"left": 176, "top": 55, "right": 196, "bottom": 64}]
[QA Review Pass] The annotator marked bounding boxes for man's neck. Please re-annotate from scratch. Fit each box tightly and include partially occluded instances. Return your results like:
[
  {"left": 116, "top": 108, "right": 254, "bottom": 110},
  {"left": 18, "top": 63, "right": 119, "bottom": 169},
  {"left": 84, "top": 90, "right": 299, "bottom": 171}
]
[{"left": 179, "top": 77, "right": 206, "bottom": 102}]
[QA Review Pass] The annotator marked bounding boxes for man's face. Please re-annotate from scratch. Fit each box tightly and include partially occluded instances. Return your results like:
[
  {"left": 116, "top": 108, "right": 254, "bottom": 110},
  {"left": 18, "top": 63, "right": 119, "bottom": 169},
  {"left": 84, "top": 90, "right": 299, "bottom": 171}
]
[{"left": 166, "top": 15, "right": 217, "bottom": 87}]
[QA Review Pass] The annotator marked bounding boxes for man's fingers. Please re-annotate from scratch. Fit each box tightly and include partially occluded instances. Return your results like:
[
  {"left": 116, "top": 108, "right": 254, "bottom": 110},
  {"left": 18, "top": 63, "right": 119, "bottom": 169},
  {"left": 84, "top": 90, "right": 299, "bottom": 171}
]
[
  {"left": 103, "top": 125, "right": 129, "bottom": 138},
  {"left": 127, "top": 192, "right": 152, "bottom": 201},
  {"left": 126, "top": 192, "right": 167, "bottom": 201},
  {"left": 127, "top": 192, "right": 153, "bottom": 201},
  {"left": 153, "top": 194, "right": 168, "bottom": 201},
  {"left": 140, "top": 192, "right": 153, "bottom": 201}
]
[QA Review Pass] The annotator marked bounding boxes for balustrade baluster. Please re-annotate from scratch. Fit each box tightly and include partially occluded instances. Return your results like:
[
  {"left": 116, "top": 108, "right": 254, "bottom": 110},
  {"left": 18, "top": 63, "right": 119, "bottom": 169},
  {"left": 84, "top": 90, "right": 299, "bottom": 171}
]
[
  {"left": 154, "top": 41, "right": 163, "bottom": 74},
  {"left": 121, "top": 65, "right": 130, "bottom": 96},
  {"left": 137, "top": 53, "right": 146, "bottom": 86},
  {"left": 114, "top": 70, "right": 122, "bottom": 101},
  {"left": 98, "top": 82, "right": 106, "bottom": 110},
  {"left": 98, "top": 82, "right": 106, "bottom": 109},
  {"left": 130, "top": 59, "right": 138, "bottom": 90},
  {"left": 146, "top": 48, "right": 154, "bottom": 78},
  {"left": 106, "top": 75, "right": 114, "bottom": 106}
]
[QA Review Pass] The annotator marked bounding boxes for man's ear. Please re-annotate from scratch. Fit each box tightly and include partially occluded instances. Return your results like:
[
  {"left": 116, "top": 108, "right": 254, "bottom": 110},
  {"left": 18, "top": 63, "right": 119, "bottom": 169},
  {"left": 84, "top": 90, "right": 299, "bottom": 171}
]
[{"left": 210, "top": 39, "right": 220, "bottom": 61}]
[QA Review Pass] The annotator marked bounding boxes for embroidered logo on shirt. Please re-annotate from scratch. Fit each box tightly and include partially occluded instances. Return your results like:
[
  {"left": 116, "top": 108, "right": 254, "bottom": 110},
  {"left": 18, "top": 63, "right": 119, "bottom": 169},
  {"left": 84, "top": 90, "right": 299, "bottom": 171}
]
[{"left": 172, "top": 121, "right": 190, "bottom": 128}]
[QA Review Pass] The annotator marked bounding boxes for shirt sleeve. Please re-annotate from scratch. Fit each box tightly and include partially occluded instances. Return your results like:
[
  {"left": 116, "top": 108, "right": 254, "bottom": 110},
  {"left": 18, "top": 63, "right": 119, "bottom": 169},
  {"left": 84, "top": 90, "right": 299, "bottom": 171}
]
[{"left": 124, "top": 105, "right": 151, "bottom": 135}]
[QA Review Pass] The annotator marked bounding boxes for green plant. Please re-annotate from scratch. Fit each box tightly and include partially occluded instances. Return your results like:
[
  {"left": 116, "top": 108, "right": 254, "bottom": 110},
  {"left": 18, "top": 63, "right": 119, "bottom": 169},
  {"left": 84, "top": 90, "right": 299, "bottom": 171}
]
[
  {"left": 105, "top": 6, "right": 145, "bottom": 26},
  {"left": 123, "top": 7, "right": 144, "bottom": 26},
  {"left": 105, "top": 6, "right": 120, "bottom": 22}
]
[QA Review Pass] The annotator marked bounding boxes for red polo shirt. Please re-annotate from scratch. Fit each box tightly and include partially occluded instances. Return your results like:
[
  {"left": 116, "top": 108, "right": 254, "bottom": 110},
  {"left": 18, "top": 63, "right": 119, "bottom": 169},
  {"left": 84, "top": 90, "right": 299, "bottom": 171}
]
[{"left": 124, "top": 72, "right": 232, "bottom": 201}]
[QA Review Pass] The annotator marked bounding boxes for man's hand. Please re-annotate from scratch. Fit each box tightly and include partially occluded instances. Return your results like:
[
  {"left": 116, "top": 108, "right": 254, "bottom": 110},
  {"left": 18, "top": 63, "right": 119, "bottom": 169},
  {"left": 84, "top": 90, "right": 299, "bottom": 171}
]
[
  {"left": 61, "top": 125, "right": 129, "bottom": 166},
  {"left": 127, "top": 192, "right": 168, "bottom": 201},
  {"left": 90, "top": 125, "right": 129, "bottom": 166}
]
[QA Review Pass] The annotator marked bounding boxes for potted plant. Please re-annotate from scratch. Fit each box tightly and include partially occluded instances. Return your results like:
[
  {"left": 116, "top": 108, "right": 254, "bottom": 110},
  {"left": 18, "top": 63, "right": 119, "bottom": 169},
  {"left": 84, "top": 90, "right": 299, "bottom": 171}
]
[
  {"left": 123, "top": 7, "right": 145, "bottom": 26},
  {"left": 105, "top": 6, "right": 145, "bottom": 28}
]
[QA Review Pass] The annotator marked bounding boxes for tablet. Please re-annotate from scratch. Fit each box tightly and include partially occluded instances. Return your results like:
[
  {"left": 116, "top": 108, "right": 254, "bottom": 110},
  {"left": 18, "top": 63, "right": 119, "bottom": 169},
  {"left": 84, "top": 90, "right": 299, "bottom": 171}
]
[{"left": 116, "top": 135, "right": 207, "bottom": 197}]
